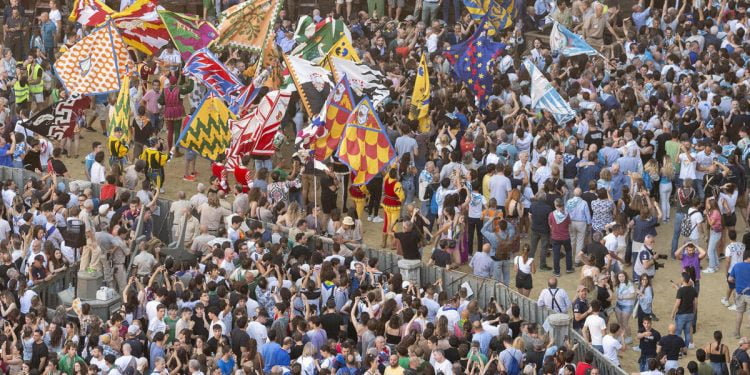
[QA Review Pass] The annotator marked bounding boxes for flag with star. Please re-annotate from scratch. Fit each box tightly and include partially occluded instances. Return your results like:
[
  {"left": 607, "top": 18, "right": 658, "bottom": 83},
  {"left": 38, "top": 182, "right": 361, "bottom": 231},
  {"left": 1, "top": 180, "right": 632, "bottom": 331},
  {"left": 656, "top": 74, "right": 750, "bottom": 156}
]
[
  {"left": 408, "top": 53, "right": 431, "bottom": 133},
  {"left": 336, "top": 98, "right": 397, "bottom": 186},
  {"left": 523, "top": 59, "right": 576, "bottom": 125},
  {"left": 443, "top": 24, "right": 504, "bottom": 108}
]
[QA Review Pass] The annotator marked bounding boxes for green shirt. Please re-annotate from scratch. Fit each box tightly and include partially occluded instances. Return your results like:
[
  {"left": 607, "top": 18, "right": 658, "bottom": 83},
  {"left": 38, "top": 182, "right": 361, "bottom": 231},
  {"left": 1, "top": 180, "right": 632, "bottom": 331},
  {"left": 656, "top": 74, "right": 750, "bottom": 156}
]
[
  {"left": 165, "top": 316, "right": 178, "bottom": 344},
  {"left": 696, "top": 362, "right": 713, "bottom": 375},
  {"left": 58, "top": 354, "right": 85, "bottom": 375}
]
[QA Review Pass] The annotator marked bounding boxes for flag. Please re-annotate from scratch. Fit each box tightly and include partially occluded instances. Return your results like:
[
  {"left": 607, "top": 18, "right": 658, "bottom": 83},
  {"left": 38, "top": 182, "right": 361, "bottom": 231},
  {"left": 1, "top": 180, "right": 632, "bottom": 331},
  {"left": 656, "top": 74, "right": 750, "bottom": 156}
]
[
  {"left": 212, "top": 0, "right": 283, "bottom": 52},
  {"left": 283, "top": 54, "right": 334, "bottom": 116},
  {"left": 228, "top": 71, "right": 266, "bottom": 116},
  {"left": 443, "top": 25, "right": 503, "bottom": 108},
  {"left": 337, "top": 98, "right": 397, "bottom": 186},
  {"left": 177, "top": 95, "right": 236, "bottom": 161},
  {"left": 292, "top": 17, "right": 352, "bottom": 61},
  {"left": 328, "top": 57, "right": 389, "bottom": 106},
  {"left": 463, "top": 0, "right": 513, "bottom": 34},
  {"left": 226, "top": 90, "right": 291, "bottom": 170},
  {"left": 111, "top": 0, "right": 170, "bottom": 55},
  {"left": 549, "top": 22, "right": 599, "bottom": 57},
  {"left": 21, "top": 94, "right": 91, "bottom": 140},
  {"left": 523, "top": 59, "right": 576, "bottom": 125},
  {"left": 409, "top": 54, "right": 431, "bottom": 133},
  {"left": 183, "top": 48, "right": 244, "bottom": 103},
  {"left": 312, "top": 75, "right": 355, "bottom": 161},
  {"left": 158, "top": 10, "right": 218, "bottom": 61},
  {"left": 246, "top": 33, "right": 284, "bottom": 89},
  {"left": 293, "top": 15, "right": 316, "bottom": 44},
  {"left": 69, "top": 0, "right": 113, "bottom": 26},
  {"left": 54, "top": 21, "right": 132, "bottom": 95},
  {"left": 108, "top": 75, "right": 131, "bottom": 141},
  {"left": 321, "top": 35, "right": 360, "bottom": 68}
]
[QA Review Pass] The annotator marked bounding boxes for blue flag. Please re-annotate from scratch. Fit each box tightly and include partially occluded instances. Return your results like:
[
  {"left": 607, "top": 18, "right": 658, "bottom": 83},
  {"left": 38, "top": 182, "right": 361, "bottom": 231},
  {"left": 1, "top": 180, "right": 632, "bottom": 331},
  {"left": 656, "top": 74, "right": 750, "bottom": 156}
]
[
  {"left": 549, "top": 22, "right": 599, "bottom": 57},
  {"left": 443, "top": 24, "right": 505, "bottom": 108},
  {"left": 523, "top": 59, "right": 576, "bottom": 125},
  {"left": 462, "top": 0, "right": 515, "bottom": 34}
]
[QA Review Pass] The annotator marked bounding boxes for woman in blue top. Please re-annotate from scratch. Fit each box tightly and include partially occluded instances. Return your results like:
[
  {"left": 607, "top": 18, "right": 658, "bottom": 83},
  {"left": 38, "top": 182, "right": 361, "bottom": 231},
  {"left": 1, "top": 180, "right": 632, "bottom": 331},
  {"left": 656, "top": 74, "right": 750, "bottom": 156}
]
[{"left": 614, "top": 271, "right": 637, "bottom": 345}]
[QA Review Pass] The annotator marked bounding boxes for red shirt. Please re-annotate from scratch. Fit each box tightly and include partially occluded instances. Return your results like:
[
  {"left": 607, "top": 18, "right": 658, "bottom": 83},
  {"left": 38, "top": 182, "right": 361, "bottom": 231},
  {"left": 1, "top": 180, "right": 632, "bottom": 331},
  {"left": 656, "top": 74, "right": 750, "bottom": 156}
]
[
  {"left": 575, "top": 362, "right": 592, "bottom": 375},
  {"left": 100, "top": 183, "right": 117, "bottom": 202},
  {"left": 234, "top": 166, "right": 250, "bottom": 192}
]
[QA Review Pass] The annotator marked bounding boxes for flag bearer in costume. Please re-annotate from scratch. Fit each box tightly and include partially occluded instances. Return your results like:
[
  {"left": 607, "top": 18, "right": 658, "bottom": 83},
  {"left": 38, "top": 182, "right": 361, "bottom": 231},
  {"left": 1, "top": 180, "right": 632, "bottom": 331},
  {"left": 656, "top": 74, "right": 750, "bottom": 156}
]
[
  {"left": 382, "top": 167, "right": 404, "bottom": 248},
  {"left": 159, "top": 76, "right": 187, "bottom": 151},
  {"left": 140, "top": 137, "right": 169, "bottom": 191},
  {"left": 108, "top": 127, "right": 129, "bottom": 169},
  {"left": 349, "top": 172, "right": 369, "bottom": 223}
]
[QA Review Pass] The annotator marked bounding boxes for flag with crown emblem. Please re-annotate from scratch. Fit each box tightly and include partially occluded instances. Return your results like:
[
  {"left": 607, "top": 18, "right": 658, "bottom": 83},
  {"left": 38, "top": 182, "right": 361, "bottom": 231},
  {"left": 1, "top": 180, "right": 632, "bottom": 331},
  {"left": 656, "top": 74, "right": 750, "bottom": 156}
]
[
  {"left": 336, "top": 98, "right": 397, "bottom": 186},
  {"left": 176, "top": 94, "right": 236, "bottom": 161},
  {"left": 443, "top": 24, "right": 504, "bottom": 108}
]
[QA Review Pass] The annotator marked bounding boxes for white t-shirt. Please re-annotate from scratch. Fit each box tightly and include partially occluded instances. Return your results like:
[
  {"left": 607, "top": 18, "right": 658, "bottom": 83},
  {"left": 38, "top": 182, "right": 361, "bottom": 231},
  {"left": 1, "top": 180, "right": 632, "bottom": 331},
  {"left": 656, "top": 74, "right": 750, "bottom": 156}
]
[
  {"left": 583, "top": 314, "right": 607, "bottom": 346},
  {"left": 468, "top": 192, "right": 487, "bottom": 218},
  {"left": 688, "top": 207, "right": 704, "bottom": 241},
  {"left": 694, "top": 151, "right": 716, "bottom": 179},
  {"left": 514, "top": 256, "right": 533, "bottom": 274},
  {"left": 719, "top": 191, "right": 738, "bottom": 215},
  {"left": 678, "top": 153, "right": 697, "bottom": 180},
  {"left": 602, "top": 334, "right": 622, "bottom": 365},
  {"left": 431, "top": 359, "right": 453, "bottom": 375},
  {"left": 90, "top": 161, "right": 106, "bottom": 184},
  {"left": 489, "top": 175, "right": 512, "bottom": 207}
]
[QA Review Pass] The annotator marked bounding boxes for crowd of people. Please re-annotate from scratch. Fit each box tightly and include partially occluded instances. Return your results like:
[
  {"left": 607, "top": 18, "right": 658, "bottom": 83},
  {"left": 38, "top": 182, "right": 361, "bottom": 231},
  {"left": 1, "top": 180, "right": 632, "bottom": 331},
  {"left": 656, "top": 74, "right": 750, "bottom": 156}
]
[{"left": 0, "top": 0, "right": 749, "bottom": 374}]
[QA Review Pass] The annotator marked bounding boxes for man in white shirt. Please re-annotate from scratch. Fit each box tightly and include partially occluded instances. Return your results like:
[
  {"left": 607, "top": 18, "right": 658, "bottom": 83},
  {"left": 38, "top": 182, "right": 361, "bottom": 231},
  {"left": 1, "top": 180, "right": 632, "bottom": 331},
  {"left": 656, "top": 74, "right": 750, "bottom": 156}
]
[
  {"left": 436, "top": 300, "right": 460, "bottom": 329},
  {"left": 693, "top": 143, "right": 717, "bottom": 199},
  {"left": 114, "top": 343, "right": 136, "bottom": 372},
  {"left": 536, "top": 277, "right": 571, "bottom": 313},
  {"left": 147, "top": 304, "right": 168, "bottom": 340},
  {"left": 602, "top": 322, "right": 625, "bottom": 365},
  {"left": 430, "top": 350, "right": 453, "bottom": 375},
  {"left": 583, "top": 300, "right": 607, "bottom": 352},
  {"left": 678, "top": 142, "right": 696, "bottom": 183},
  {"left": 603, "top": 224, "right": 626, "bottom": 273}
]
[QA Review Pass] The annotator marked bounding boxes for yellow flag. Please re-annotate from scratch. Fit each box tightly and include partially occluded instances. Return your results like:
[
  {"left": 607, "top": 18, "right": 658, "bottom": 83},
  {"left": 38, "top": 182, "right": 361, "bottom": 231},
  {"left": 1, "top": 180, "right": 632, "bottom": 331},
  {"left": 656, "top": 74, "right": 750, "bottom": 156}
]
[
  {"left": 321, "top": 35, "right": 360, "bottom": 70},
  {"left": 409, "top": 53, "right": 431, "bottom": 133},
  {"left": 109, "top": 74, "right": 131, "bottom": 142}
]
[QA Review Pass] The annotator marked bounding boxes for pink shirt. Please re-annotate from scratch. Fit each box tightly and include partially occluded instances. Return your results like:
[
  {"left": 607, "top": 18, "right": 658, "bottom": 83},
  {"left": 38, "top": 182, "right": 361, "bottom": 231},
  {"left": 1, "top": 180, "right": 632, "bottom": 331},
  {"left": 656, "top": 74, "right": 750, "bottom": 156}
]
[{"left": 142, "top": 89, "right": 160, "bottom": 115}]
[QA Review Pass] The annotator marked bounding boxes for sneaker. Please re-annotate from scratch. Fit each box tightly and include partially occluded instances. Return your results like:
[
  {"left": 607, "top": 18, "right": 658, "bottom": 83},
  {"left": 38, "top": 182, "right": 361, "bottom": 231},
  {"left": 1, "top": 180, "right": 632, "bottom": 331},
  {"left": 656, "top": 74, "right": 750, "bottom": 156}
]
[
  {"left": 702, "top": 268, "right": 716, "bottom": 274},
  {"left": 367, "top": 216, "right": 372, "bottom": 222},
  {"left": 729, "top": 304, "right": 738, "bottom": 311},
  {"left": 632, "top": 346, "right": 640, "bottom": 352},
  {"left": 565, "top": 269, "right": 574, "bottom": 274},
  {"left": 722, "top": 297, "right": 730, "bottom": 306},
  {"left": 552, "top": 273, "right": 561, "bottom": 277},
  {"left": 183, "top": 175, "right": 195, "bottom": 182},
  {"left": 371, "top": 216, "right": 384, "bottom": 223},
  {"left": 160, "top": 188, "right": 165, "bottom": 193},
  {"left": 688, "top": 343, "right": 695, "bottom": 350}
]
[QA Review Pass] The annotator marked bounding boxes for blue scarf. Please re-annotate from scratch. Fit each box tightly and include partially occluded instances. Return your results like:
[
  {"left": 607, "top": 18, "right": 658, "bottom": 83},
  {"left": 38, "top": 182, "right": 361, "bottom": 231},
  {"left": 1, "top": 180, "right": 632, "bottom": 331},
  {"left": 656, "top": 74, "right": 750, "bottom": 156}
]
[{"left": 553, "top": 210, "right": 568, "bottom": 224}]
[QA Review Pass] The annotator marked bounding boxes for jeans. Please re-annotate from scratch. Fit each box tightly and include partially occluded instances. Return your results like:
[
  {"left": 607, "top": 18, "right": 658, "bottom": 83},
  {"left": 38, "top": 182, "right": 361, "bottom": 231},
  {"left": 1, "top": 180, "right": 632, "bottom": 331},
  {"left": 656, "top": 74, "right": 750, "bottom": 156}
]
[
  {"left": 569, "top": 221, "right": 587, "bottom": 261},
  {"left": 694, "top": 177, "right": 705, "bottom": 200},
  {"left": 675, "top": 312, "right": 694, "bottom": 346},
  {"left": 707, "top": 230, "right": 721, "bottom": 270},
  {"left": 255, "top": 159, "right": 273, "bottom": 171},
  {"left": 421, "top": 1, "right": 439, "bottom": 24},
  {"left": 638, "top": 356, "right": 655, "bottom": 372},
  {"left": 671, "top": 212, "right": 685, "bottom": 258},
  {"left": 493, "top": 259, "right": 512, "bottom": 286},
  {"left": 441, "top": 0, "right": 461, "bottom": 23},
  {"left": 551, "top": 239, "right": 573, "bottom": 275},
  {"left": 467, "top": 217, "right": 483, "bottom": 255},
  {"left": 529, "top": 231, "right": 550, "bottom": 266},
  {"left": 149, "top": 112, "right": 162, "bottom": 132},
  {"left": 659, "top": 182, "right": 673, "bottom": 220},
  {"left": 592, "top": 345, "right": 603, "bottom": 353}
]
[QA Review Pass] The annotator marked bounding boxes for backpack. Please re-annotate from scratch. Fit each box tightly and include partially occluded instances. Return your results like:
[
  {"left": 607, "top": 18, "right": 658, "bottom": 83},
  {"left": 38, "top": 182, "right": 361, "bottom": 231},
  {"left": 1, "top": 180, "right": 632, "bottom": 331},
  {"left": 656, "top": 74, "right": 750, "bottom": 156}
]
[
  {"left": 731, "top": 348, "right": 745, "bottom": 375},
  {"left": 505, "top": 351, "right": 521, "bottom": 375},
  {"left": 680, "top": 210, "right": 701, "bottom": 237}
]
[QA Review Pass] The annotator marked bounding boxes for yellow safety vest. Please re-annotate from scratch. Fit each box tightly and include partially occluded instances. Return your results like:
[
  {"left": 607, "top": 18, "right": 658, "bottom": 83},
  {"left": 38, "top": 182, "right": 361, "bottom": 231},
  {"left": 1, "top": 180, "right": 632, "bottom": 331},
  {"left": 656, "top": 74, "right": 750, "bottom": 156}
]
[
  {"left": 13, "top": 81, "right": 29, "bottom": 103},
  {"left": 27, "top": 64, "right": 43, "bottom": 95}
]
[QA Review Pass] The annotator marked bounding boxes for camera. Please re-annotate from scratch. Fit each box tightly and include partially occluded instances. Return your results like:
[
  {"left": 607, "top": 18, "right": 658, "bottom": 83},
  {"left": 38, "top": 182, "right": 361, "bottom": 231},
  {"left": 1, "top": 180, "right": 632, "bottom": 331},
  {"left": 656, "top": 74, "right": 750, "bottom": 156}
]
[{"left": 654, "top": 260, "right": 665, "bottom": 270}]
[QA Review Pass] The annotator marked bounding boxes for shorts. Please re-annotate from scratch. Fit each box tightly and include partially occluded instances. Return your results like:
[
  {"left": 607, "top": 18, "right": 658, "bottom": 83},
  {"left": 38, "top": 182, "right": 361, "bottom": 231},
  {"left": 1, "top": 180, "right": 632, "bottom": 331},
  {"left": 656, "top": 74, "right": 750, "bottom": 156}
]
[
  {"left": 728, "top": 273, "right": 736, "bottom": 290},
  {"left": 723, "top": 212, "right": 737, "bottom": 227},
  {"left": 388, "top": 0, "right": 404, "bottom": 6},
  {"left": 32, "top": 93, "right": 43, "bottom": 103},
  {"left": 335, "top": 0, "right": 351, "bottom": 4},
  {"left": 736, "top": 294, "right": 750, "bottom": 313},
  {"left": 616, "top": 302, "right": 634, "bottom": 314},
  {"left": 96, "top": 103, "right": 107, "bottom": 120},
  {"left": 185, "top": 149, "right": 198, "bottom": 161}
]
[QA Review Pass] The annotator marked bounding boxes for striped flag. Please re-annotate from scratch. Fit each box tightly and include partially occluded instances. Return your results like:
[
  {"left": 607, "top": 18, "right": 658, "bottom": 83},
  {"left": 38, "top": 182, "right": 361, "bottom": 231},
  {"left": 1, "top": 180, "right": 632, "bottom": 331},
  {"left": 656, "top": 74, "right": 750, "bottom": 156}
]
[
  {"left": 462, "top": 0, "right": 515, "bottom": 34},
  {"left": 226, "top": 90, "right": 291, "bottom": 169},
  {"left": 69, "top": 0, "right": 113, "bottom": 26},
  {"left": 408, "top": 54, "right": 431, "bottom": 133},
  {"left": 523, "top": 59, "right": 576, "bottom": 125},
  {"left": 111, "top": 0, "right": 170, "bottom": 55},
  {"left": 328, "top": 57, "right": 389, "bottom": 106},
  {"left": 549, "top": 22, "right": 599, "bottom": 57}
]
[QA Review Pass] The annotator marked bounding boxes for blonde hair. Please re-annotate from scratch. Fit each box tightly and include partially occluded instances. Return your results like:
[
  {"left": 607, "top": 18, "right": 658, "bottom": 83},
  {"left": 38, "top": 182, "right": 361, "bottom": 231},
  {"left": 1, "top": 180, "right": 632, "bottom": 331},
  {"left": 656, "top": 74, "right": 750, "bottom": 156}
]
[
  {"left": 661, "top": 156, "right": 675, "bottom": 179},
  {"left": 599, "top": 168, "right": 612, "bottom": 181},
  {"left": 644, "top": 159, "right": 659, "bottom": 177}
]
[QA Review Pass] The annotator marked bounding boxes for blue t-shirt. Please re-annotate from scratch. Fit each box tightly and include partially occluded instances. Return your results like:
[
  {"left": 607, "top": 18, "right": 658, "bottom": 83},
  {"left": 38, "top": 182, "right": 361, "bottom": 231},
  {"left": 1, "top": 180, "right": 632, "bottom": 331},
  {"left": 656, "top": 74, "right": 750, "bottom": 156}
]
[
  {"left": 217, "top": 356, "right": 236, "bottom": 375},
  {"left": 731, "top": 262, "right": 750, "bottom": 294},
  {"left": 0, "top": 144, "right": 12, "bottom": 167}
]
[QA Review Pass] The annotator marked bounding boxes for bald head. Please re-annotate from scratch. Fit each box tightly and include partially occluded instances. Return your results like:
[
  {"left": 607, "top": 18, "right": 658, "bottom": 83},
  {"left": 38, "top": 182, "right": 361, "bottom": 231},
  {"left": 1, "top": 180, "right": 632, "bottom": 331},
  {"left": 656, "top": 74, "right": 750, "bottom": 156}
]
[
  {"left": 573, "top": 188, "right": 582, "bottom": 197},
  {"left": 199, "top": 224, "right": 209, "bottom": 234},
  {"left": 177, "top": 191, "right": 186, "bottom": 199},
  {"left": 667, "top": 324, "right": 676, "bottom": 334},
  {"left": 482, "top": 243, "right": 491, "bottom": 253}
]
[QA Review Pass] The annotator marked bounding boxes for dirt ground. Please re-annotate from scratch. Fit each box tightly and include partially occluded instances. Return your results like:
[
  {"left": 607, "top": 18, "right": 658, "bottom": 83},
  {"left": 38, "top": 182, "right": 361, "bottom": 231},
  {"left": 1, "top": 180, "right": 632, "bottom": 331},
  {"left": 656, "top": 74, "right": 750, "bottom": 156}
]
[{"left": 64, "top": 118, "right": 740, "bottom": 373}]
